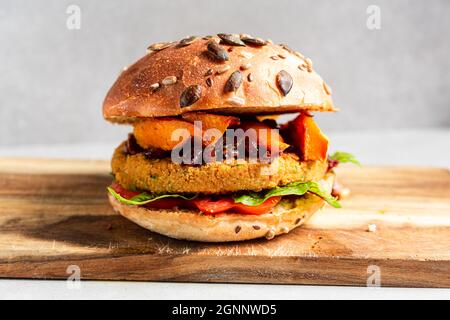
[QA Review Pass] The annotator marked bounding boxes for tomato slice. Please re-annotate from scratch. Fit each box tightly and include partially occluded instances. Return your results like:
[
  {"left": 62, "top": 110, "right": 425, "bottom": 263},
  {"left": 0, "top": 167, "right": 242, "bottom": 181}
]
[
  {"left": 111, "top": 183, "right": 281, "bottom": 215},
  {"left": 145, "top": 198, "right": 186, "bottom": 210},
  {"left": 111, "top": 182, "right": 140, "bottom": 199},
  {"left": 192, "top": 198, "right": 235, "bottom": 215},
  {"left": 192, "top": 196, "right": 281, "bottom": 215},
  {"left": 233, "top": 196, "right": 281, "bottom": 215}
]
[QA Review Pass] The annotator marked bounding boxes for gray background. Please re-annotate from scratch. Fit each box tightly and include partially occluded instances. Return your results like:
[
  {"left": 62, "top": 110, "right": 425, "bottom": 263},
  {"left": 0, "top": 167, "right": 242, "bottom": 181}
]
[{"left": 1, "top": 0, "right": 449, "bottom": 146}]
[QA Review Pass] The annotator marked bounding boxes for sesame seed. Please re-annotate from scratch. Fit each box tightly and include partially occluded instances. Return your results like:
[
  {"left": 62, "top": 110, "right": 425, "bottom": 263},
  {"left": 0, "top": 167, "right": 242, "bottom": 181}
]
[
  {"left": 239, "top": 51, "right": 254, "bottom": 59},
  {"left": 295, "top": 51, "right": 305, "bottom": 59},
  {"left": 298, "top": 63, "right": 307, "bottom": 71},
  {"left": 265, "top": 229, "right": 276, "bottom": 240},
  {"left": 226, "top": 96, "right": 245, "bottom": 106},
  {"left": 239, "top": 33, "right": 252, "bottom": 39},
  {"left": 149, "top": 83, "right": 160, "bottom": 91},
  {"left": 147, "top": 42, "right": 173, "bottom": 52},
  {"left": 280, "top": 226, "right": 289, "bottom": 234},
  {"left": 323, "top": 81, "right": 332, "bottom": 95},
  {"left": 216, "top": 65, "right": 231, "bottom": 74},
  {"left": 240, "top": 63, "right": 252, "bottom": 70},
  {"left": 161, "top": 76, "right": 177, "bottom": 86},
  {"left": 305, "top": 58, "right": 313, "bottom": 72}
]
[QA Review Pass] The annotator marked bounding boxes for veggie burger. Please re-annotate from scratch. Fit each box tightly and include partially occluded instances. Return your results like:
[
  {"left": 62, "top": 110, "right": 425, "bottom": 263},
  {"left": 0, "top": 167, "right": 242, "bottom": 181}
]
[{"left": 104, "top": 33, "right": 351, "bottom": 242}]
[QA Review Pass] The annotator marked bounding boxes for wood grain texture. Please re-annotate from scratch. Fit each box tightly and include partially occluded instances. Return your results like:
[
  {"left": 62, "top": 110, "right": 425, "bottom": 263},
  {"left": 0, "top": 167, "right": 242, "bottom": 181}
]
[{"left": 0, "top": 158, "right": 449, "bottom": 287}]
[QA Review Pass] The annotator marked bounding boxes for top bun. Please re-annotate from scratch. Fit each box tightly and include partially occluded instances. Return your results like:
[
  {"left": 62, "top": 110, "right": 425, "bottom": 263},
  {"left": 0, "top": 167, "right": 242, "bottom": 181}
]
[{"left": 103, "top": 34, "right": 336, "bottom": 123}]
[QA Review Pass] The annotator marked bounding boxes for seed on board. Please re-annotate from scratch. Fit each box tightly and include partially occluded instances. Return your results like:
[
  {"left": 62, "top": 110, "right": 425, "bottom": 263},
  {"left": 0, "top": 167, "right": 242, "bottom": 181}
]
[
  {"left": 206, "top": 41, "right": 229, "bottom": 61},
  {"left": 305, "top": 58, "right": 313, "bottom": 72},
  {"left": 149, "top": 82, "right": 160, "bottom": 91},
  {"left": 147, "top": 42, "right": 173, "bottom": 52},
  {"left": 216, "top": 65, "right": 231, "bottom": 74},
  {"left": 224, "top": 71, "right": 243, "bottom": 92},
  {"left": 265, "top": 229, "right": 276, "bottom": 240},
  {"left": 241, "top": 36, "right": 267, "bottom": 46},
  {"left": 227, "top": 96, "right": 245, "bottom": 106},
  {"left": 161, "top": 76, "right": 177, "bottom": 86},
  {"left": 323, "top": 81, "right": 332, "bottom": 95},
  {"left": 252, "top": 225, "right": 261, "bottom": 230},
  {"left": 240, "top": 63, "right": 251, "bottom": 70},
  {"left": 206, "top": 77, "right": 213, "bottom": 87},
  {"left": 177, "top": 35, "right": 198, "bottom": 47},
  {"left": 276, "top": 70, "right": 293, "bottom": 96},
  {"left": 204, "top": 68, "right": 213, "bottom": 76},
  {"left": 332, "top": 181, "right": 350, "bottom": 199},
  {"left": 235, "top": 226, "right": 242, "bottom": 234},
  {"left": 217, "top": 33, "right": 245, "bottom": 46},
  {"left": 247, "top": 73, "right": 254, "bottom": 82},
  {"left": 180, "top": 85, "right": 202, "bottom": 107}
]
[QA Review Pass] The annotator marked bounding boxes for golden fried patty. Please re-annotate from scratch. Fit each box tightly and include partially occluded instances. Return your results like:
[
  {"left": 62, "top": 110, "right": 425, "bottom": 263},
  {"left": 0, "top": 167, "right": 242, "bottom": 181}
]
[{"left": 112, "top": 142, "right": 328, "bottom": 194}]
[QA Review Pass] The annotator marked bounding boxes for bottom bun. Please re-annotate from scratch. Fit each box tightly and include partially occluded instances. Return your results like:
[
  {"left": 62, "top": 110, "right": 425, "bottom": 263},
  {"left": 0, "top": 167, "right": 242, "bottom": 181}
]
[{"left": 109, "top": 173, "right": 334, "bottom": 242}]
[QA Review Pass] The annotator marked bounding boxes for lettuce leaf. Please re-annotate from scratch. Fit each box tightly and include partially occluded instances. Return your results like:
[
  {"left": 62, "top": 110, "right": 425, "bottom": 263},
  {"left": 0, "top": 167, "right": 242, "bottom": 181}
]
[
  {"left": 107, "top": 187, "right": 197, "bottom": 206},
  {"left": 330, "top": 151, "right": 361, "bottom": 166},
  {"left": 109, "top": 180, "right": 341, "bottom": 209},
  {"left": 232, "top": 181, "right": 341, "bottom": 208}
]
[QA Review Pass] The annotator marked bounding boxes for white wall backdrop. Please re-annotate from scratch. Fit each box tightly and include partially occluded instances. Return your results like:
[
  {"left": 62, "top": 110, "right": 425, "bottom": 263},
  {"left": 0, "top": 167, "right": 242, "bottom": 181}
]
[{"left": 1, "top": 0, "right": 449, "bottom": 146}]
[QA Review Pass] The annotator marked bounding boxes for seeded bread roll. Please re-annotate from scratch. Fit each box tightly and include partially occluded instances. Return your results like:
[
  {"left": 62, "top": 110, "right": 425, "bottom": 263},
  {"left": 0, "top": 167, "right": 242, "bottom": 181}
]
[
  {"left": 103, "top": 34, "right": 336, "bottom": 123},
  {"left": 109, "top": 173, "right": 335, "bottom": 242}
]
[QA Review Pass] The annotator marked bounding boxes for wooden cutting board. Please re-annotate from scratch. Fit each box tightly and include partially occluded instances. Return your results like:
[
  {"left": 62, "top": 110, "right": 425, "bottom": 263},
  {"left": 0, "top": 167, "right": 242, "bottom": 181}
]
[{"left": 0, "top": 158, "right": 449, "bottom": 288}]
